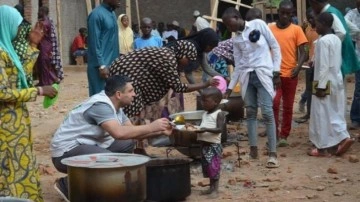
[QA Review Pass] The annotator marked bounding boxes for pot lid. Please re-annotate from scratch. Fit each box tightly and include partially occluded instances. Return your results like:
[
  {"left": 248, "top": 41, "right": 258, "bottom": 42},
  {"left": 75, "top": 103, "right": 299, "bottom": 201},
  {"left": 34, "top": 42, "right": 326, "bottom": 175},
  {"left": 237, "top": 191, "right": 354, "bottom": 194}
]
[{"left": 61, "top": 153, "right": 150, "bottom": 168}]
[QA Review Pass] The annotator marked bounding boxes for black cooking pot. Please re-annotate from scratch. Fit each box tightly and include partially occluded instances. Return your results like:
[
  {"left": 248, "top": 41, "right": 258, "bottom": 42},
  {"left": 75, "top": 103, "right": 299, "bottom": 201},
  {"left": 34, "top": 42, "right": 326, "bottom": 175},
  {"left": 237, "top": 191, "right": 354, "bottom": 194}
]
[{"left": 146, "top": 158, "right": 192, "bottom": 202}]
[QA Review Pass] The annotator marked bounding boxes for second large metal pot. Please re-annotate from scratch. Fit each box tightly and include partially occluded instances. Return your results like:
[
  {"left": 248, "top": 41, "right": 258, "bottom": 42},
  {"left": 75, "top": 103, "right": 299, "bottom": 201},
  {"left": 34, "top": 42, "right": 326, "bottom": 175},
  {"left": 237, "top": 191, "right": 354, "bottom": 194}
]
[
  {"left": 146, "top": 158, "right": 192, "bottom": 202},
  {"left": 61, "top": 153, "right": 150, "bottom": 202},
  {"left": 196, "top": 93, "right": 244, "bottom": 122}
]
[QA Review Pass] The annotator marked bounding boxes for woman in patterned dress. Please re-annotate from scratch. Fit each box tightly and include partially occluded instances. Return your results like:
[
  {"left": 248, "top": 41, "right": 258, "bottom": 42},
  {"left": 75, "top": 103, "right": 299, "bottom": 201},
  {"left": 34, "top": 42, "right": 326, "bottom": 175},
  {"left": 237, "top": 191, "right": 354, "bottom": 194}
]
[
  {"left": 109, "top": 40, "right": 219, "bottom": 118},
  {"left": 0, "top": 6, "right": 57, "bottom": 201}
]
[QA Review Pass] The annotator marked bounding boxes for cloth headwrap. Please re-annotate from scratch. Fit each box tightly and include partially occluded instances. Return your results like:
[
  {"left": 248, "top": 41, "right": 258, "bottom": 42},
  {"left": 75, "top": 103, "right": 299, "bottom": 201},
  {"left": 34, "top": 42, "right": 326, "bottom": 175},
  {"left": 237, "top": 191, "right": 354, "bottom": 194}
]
[
  {"left": 180, "top": 28, "right": 219, "bottom": 55},
  {"left": 0, "top": 5, "right": 28, "bottom": 89},
  {"left": 118, "top": 14, "right": 127, "bottom": 30},
  {"left": 212, "top": 38, "right": 234, "bottom": 62},
  {"left": 167, "top": 40, "right": 198, "bottom": 61}
]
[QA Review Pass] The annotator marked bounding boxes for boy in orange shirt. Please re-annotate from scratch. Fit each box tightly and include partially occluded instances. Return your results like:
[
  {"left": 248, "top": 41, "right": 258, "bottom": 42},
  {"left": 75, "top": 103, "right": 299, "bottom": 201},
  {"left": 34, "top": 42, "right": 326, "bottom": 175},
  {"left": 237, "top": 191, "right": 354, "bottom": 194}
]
[{"left": 269, "top": 0, "right": 308, "bottom": 146}]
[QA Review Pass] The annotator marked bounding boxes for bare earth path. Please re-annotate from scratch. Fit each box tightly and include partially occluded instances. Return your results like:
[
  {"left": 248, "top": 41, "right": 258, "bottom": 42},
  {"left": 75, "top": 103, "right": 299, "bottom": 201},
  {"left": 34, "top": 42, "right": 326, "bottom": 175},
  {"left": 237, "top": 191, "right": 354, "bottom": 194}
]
[{"left": 29, "top": 66, "right": 360, "bottom": 202}]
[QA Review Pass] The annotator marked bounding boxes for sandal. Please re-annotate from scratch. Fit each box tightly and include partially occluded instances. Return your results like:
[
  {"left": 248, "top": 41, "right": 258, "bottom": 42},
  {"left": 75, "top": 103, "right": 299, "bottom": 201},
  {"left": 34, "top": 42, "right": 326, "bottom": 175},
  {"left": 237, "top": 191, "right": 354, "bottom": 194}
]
[
  {"left": 307, "top": 148, "right": 330, "bottom": 157},
  {"left": 266, "top": 156, "right": 279, "bottom": 168},
  {"left": 277, "top": 138, "right": 288, "bottom": 147},
  {"left": 336, "top": 138, "right": 355, "bottom": 156}
]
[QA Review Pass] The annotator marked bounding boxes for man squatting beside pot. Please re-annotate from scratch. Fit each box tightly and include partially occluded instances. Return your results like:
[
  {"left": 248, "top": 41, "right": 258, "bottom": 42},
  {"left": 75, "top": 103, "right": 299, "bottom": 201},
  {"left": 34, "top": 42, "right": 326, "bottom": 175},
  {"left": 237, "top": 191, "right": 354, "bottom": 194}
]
[{"left": 50, "top": 75, "right": 173, "bottom": 201}]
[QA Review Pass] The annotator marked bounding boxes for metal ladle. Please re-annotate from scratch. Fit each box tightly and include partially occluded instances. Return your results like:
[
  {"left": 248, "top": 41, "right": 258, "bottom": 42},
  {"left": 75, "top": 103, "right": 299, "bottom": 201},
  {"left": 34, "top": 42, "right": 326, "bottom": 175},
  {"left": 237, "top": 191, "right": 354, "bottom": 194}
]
[{"left": 171, "top": 115, "right": 185, "bottom": 125}]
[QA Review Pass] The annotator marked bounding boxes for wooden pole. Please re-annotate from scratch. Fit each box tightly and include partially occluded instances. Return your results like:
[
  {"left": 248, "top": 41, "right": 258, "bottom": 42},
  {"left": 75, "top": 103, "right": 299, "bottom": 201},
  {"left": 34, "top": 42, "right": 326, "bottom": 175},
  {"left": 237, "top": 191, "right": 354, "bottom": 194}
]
[
  {"left": 301, "top": 0, "right": 307, "bottom": 26},
  {"left": 203, "top": 15, "right": 222, "bottom": 22},
  {"left": 296, "top": 0, "right": 301, "bottom": 25},
  {"left": 210, "top": 0, "right": 219, "bottom": 30},
  {"left": 86, "top": 0, "right": 92, "bottom": 15},
  {"left": 135, "top": 0, "right": 140, "bottom": 26},
  {"left": 126, "top": 0, "right": 131, "bottom": 26},
  {"left": 56, "top": 0, "right": 62, "bottom": 62},
  {"left": 210, "top": 0, "right": 216, "bottom": 13},
  {"left": 219, "top": 0, "right": 252, "bottom": 9},
  {"left": 235, "top": 0, "right": 241, "bottom": 10}
]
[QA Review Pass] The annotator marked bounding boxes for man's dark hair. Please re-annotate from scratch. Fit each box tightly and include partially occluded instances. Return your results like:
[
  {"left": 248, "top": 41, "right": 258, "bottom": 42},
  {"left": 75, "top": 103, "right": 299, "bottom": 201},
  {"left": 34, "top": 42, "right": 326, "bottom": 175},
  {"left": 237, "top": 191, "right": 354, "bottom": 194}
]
[
  {"left": 316, "top": 12, "right": 333, "bottom": 28},
  {"left": 279, "top": 0, "right": 294, "bottom": 8},
  {"left": 201, "top": 87, "right": 223, "bottom": 103},
  {"left": 105, "top": 75, "right": 132, "bottom": 96},
  {"left": 39, "top": 6, "right": 49, "bottom": 15},
  {"left": 222, "top": 7, "right": 242, "bottom": 19},
  {"left": 79, "top": 27, "right": 87, "bottom": 34}
]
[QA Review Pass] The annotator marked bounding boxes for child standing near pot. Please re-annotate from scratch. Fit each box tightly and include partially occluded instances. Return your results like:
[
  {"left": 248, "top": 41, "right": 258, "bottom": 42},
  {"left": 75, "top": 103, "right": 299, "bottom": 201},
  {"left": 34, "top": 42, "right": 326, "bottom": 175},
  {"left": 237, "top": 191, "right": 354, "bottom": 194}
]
[{"left": 195, "top": 87, "right": 226, "bottom": 198}]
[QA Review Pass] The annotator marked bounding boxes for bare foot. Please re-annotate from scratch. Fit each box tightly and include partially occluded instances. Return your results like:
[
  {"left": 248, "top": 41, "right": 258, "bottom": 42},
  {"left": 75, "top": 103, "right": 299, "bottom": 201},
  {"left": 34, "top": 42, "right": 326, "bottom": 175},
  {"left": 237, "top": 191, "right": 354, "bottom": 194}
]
[
  {"left": 207, "top": 191, "right": 219, "bottom": 199},
  {"left": 200, "top": 189, "right": 212, "bottom": 195}
]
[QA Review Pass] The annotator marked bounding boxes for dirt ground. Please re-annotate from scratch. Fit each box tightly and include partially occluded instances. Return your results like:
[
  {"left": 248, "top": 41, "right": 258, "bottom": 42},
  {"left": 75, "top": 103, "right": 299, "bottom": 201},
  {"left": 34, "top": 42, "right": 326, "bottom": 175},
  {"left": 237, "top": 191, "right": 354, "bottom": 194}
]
[{"left": 29, "top": 66, "right": 360, "bottom": 202}]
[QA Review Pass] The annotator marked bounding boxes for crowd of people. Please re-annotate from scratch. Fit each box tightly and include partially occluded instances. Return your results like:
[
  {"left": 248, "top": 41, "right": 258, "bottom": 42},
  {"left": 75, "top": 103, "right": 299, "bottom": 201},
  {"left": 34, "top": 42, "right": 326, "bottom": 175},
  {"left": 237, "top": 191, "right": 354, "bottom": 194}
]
[{"left": 1, "top": 0, "right": 360, "bottom": 201}]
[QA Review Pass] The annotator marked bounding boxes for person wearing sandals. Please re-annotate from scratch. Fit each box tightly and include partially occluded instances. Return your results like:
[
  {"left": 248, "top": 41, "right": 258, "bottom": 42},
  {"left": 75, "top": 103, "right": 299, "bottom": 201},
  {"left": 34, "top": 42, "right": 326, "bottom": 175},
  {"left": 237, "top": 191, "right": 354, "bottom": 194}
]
[
  {"left": 222, "top": 7, "right": 281, "bottom": 168},
  {"left": 269, "top": 1, "right": 308, "bottom": 147},
  {"left": 308, "top": 12, "right": 355, "bottom": 157}
]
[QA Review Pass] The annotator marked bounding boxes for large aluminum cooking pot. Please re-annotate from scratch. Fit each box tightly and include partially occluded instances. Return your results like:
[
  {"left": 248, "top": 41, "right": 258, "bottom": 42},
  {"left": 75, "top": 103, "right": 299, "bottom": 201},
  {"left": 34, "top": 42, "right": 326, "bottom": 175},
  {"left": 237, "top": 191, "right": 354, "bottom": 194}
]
[{"left": 61, "top": 153, "right": 150, "bottom": 202}]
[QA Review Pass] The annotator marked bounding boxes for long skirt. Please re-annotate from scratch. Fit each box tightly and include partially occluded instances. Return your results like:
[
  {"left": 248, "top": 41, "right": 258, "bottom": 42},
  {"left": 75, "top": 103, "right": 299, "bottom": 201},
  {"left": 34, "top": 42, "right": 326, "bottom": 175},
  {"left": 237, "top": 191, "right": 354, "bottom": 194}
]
[
  {"left": 200, "top": 142, "right": 222, "bottom": 180},
  {"left": 0, "top": 103, "right": 43, "bottom": 202}
]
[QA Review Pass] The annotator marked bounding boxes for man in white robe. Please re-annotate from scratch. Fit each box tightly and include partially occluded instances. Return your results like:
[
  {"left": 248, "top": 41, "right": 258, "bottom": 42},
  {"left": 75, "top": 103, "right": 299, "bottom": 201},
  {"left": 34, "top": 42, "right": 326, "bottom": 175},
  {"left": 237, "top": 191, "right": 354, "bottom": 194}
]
[{"left": 309, "top": 12, "right": 354, "bottom": 156}]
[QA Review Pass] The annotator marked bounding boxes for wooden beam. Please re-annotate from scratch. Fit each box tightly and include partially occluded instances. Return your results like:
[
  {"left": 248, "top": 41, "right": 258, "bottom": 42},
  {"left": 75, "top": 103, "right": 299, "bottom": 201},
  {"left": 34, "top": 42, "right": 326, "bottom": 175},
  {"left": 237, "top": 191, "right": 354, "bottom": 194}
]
[
  {"left": 210, "top": 0, "right": 216, "bottom": 13},
  {"left": 85, "top": 0, "right": 92, "bottom": 15},
  {"left": 56, "top": 0, "right": 62, "bottom": 62},
  {"left": 301, "top": 0, "right": 307, "bottom": 26},
  {"left": 297, "top": 0, "right": 301, "bottom": 26},
  {"left": 126, "top": 0, "right": 131, "bottom": 26},
  {"left": 210, "top": 0, "right": 219, "bottom": 30},
  {"left": 219, "top": 0, "right": 252, "bottom": 9},
  {"left": 135, "top": 0, "right": 140, "bottom": 26},
  {"left": 203, "top": 15, "right": 222, "bottom": 22},
  {"left": 235, "top": 0, "right": 241, "bottom": 10}
]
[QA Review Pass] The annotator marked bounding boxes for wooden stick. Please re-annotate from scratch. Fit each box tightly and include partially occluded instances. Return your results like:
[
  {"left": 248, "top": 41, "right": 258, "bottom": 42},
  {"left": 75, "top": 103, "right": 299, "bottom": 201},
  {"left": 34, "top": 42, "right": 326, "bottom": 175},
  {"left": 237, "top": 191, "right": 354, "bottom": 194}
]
[
  {"left": 86, "top": 0, "right": 92, "bottom": 15},
  {"left": 203, "top": 15, "right": 222, "bottom": 23},
  {"left": 210, "top": 0, "right": 219, "bottom": 30},
  {"left": 56, "top": 0, "right": 62, "bottom": 62},
  {"left": 219, "top": 0, "right": 252, "bottom": 9},
  {"left": 126, "top": 0, "right": 131, "bottom": 26},
  {"left": 235, "top": 0, "right": 241, "bottom": 10},
  {"left": 297, "top": 0, "right": 301, "bottom": 25},
  {"left": 135, "top": 0, "right": 140, "bottom": 27}
]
